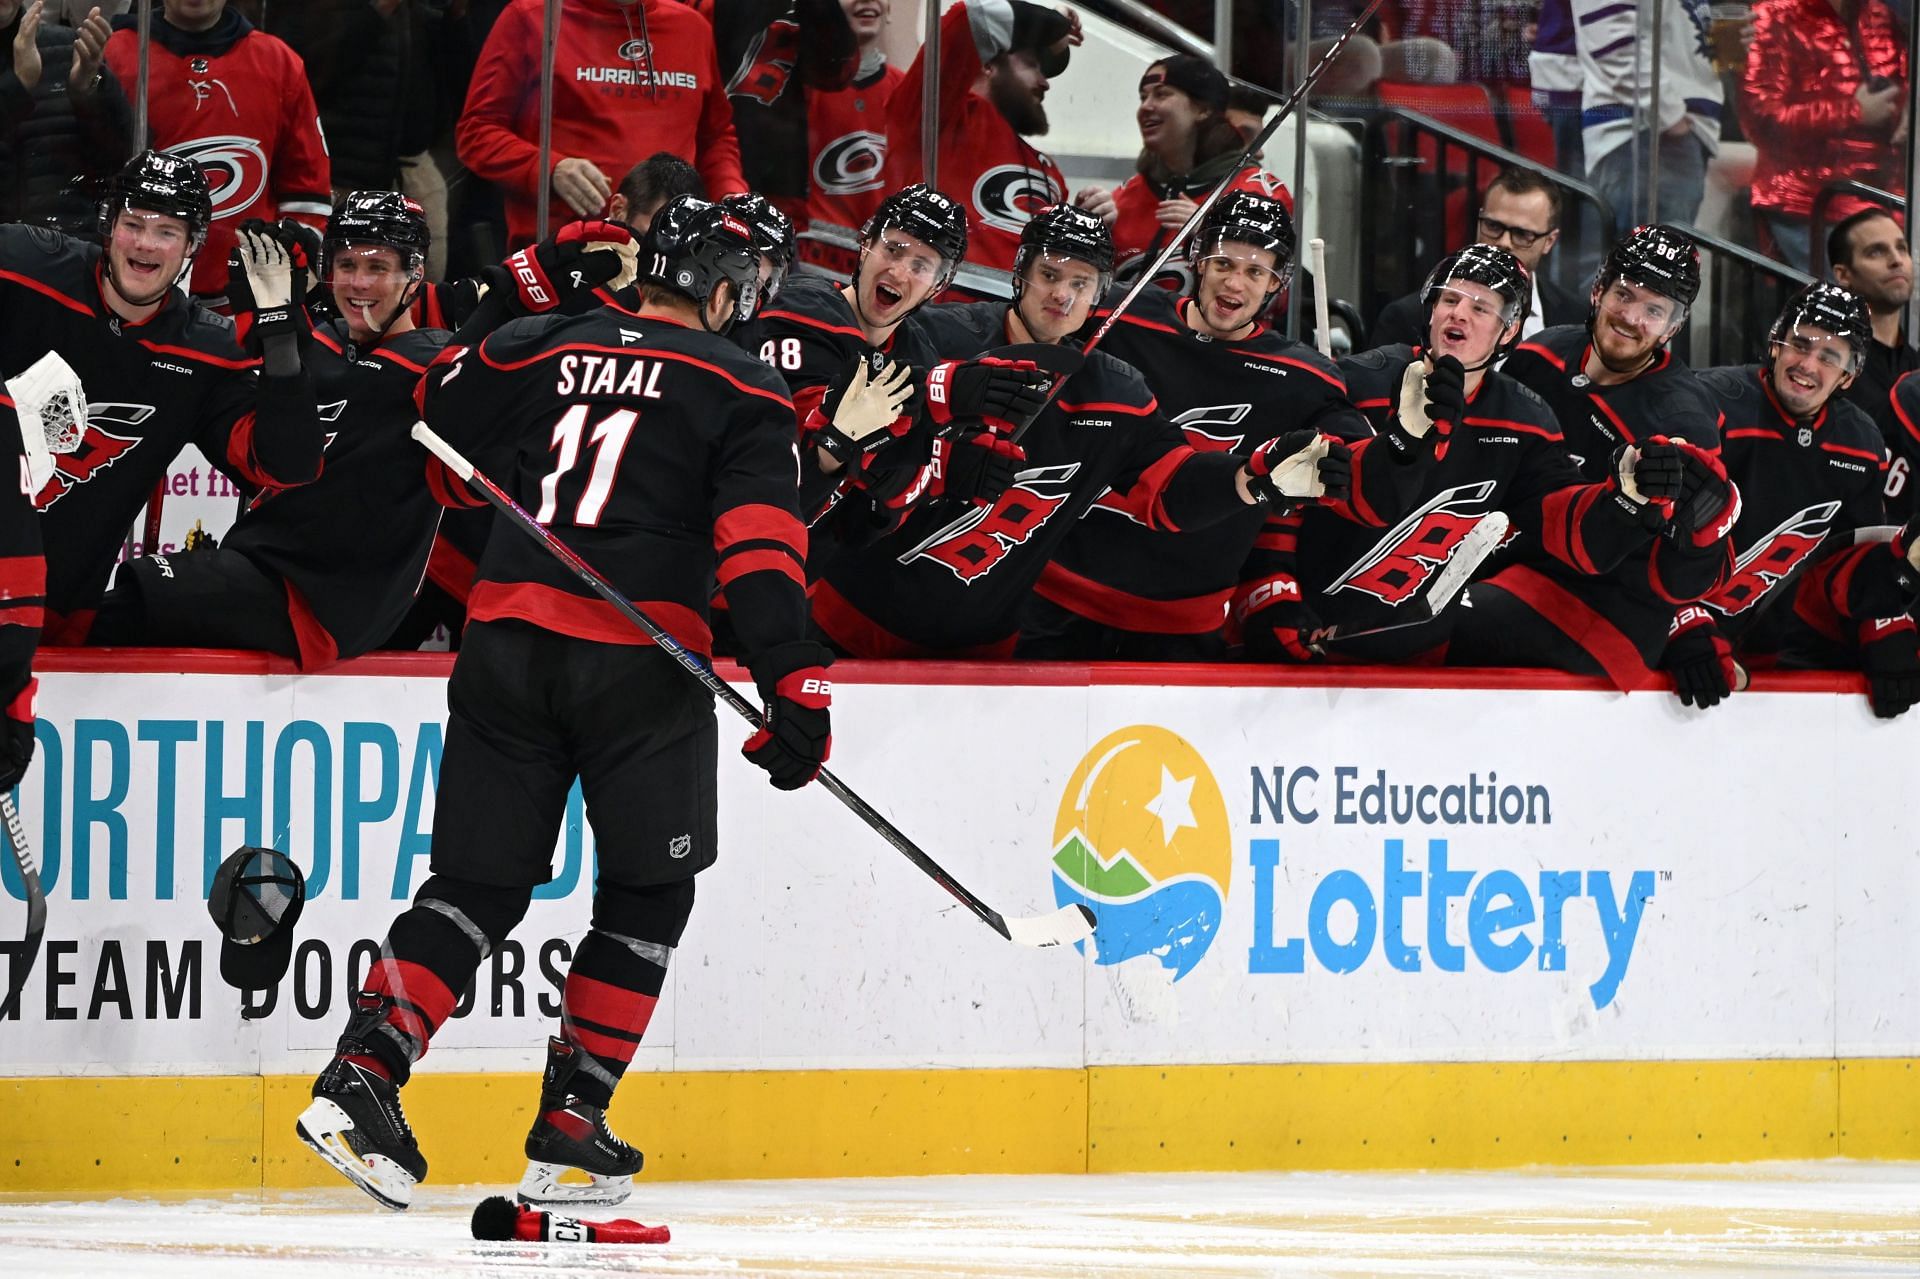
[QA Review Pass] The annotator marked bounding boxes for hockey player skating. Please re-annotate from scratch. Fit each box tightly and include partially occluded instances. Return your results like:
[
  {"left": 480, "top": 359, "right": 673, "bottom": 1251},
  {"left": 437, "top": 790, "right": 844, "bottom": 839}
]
[
  {"left": 1020, "top": 190, "right": 1362, "bottom": 659},
  {"left": 298, "top": 198, "right": 826, "bottom": 1211},
  {"left": 1686, "top": 285, "right": 1920, "bottom": 717},
  {"left": 1236, "top": 243, "right": 1690, "bottom": 661},
  {"left": 1444, "top": 224, "right": 1739, "bottom": 683},
  {"left": 0, "top": 150, "right": 324, "bottom": 641},
  {"left": 810, "top": 203, "right": 1352, "bottom": 658}
]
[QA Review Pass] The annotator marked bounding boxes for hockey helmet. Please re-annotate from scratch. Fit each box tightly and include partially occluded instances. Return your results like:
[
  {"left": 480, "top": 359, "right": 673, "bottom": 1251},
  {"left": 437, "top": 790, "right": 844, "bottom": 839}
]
[
  {"left": 861, "top": 183, "right": 969, "bottom": 286},
  {"left": 322, "top": 191, "right": 431, "bottom": 281},
  {"left": 1768, "top": 282, "right": 1872, "bottom": 377},
  {"left": 1594, "top": 223, "right": 1701, "bottom": 312},
  {"left": 1190, "top": 189, "right": 1296, "bottom": 297},
  {"left": 1014, "top": 203, "right": 1114, "bottom": 302},
  {"left": 718, "top": 192, "right": 796, "bottom": 315},
  {"left": 98, "top": 149, "right": 212, "bottom": 249},
  {"left": 1419, "top": 242, "right": 1532, "bottom": 369},
  {"left": 641, "top": 195, "right": 763, "bottom": 333}
]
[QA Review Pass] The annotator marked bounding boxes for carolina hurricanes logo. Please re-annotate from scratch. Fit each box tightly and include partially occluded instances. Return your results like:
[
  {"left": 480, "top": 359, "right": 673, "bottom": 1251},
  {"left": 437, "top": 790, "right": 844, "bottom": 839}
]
[
  {"left": 972, "top": 165, "right": 1064, "bottom": 235},
  {"left": 617, "top": 38, "right": 652, "bottom": 61},
  {"left": 1710, "top": 500, "right": 1840, "bottom": 616},
  {"left": 1093, "top": 404, "right": 1249, "bottom": 526},
  {"left": 1330, "top": 481, "right": 1498, "bottom": 605},
  {"left": 727, "top": 20, "right": 800, "bottom": 106},
  {"left": 813, "top": 131, "right": 888, "bottom": 197},
  {"left": 170, "top": 137, "right": 268, "bottom": 222},
  {"left": 32, "top": 403, "right": 153, "bottom": 510},
  {"left": 912, "top": 463, "right": 1080, "bottom": 581},
  {"left": 1114, "top": 249, "right": 1193, "bottom": 295}
]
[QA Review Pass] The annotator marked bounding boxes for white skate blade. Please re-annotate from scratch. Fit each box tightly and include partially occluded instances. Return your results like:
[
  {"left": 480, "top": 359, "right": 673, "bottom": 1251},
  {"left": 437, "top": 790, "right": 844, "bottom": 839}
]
[
  {"left": 517, "top": 1160, "right": 634, "bottom": 1208},
  {"left": 297, "top": 1097, "right": 417, "bottom": 1212}
]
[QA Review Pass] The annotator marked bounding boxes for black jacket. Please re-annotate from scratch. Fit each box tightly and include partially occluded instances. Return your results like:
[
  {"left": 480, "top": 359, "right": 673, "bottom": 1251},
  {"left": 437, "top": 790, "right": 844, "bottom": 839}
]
[
  {"left": 1370, "top": 270, "right": 1582, "bottom": 350},
  {"left": 0, "top": 11, "right": 134, "bottom": 231}
]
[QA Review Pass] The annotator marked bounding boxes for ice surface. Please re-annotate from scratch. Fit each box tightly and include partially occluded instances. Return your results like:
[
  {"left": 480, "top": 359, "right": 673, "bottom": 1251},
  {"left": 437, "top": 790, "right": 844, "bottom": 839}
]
[{"left": 2, "top": 1163, "right": 1916, "bottom": 1278}]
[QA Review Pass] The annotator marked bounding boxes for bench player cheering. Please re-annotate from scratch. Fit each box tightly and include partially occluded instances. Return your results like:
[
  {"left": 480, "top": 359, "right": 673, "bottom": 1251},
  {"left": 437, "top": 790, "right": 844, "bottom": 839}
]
[
  {"left": 298, "top": 198, "right": 826, "bottom": 1212},
  {"left": 0, "top": 150, "right": 324, "bottom": 641},
  {"left": 1020, "top": 190, "right": 1366, "bottom": 659},
  {"left": 810, "top": 202, "right": 1352, "bottom": 658}
]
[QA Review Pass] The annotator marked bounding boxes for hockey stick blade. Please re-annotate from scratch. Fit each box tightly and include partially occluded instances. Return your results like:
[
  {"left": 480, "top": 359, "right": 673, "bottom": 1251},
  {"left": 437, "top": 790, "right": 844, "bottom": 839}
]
[
  {"left": 0, "top": 793, "right": 46, "bottom": 1019},
  {"left": 411, "top": 423, "right": 1090, "bottom": 950},
  {"left": 1314, "top": 510, "right": 1508, "bottom": 647}
]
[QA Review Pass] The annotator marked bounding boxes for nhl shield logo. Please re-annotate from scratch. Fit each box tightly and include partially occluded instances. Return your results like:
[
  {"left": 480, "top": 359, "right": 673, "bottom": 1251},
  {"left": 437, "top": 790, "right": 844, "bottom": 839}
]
[
  {"left": 190, "top": 56, "right": 210, "bottom": 74},
  {"left": 668, "top": 833, "right": 692, "bottom": 859},
  {"left": 1797, "top": 427, "right": 1813, "bottom": 446}
]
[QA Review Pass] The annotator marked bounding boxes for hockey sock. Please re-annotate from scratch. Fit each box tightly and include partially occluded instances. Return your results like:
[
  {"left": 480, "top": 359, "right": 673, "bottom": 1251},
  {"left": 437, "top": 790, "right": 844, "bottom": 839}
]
[
  {"left": 558, "top": 879, "right": 695, "bottom": 1108},
  {"left": 348, "top": 874, "right": 532, "bottom": 1082}
]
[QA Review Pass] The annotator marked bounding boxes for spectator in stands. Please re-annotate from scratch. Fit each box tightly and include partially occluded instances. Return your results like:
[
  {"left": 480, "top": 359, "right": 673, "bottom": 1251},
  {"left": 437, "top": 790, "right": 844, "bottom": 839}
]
[
  {"left": 610, "top": 151, "right": 705, "bottom": 234},
  {"left": 1075, "top": 55, "right": 1293, "bottom": 291},
  {"left": 458, "top": 0, "right": 744, "bottom": 248},
  {"left": 884, "top": 0, "right": 1078, "bottom": 275},
  {"left": 103, "top": 0, "right": 332, "bottom": 305},
  {"left": 1373, "top": 169, "right": 1580, "bottom": 347},
  {"left": 1828, "top": 206, "right": 1919, "bottom": 455},
  {"left": 1742, "top": 0, "right": 1907, "bottom": 274},
  {"left": 1224, "top": 84, "right": 1271, "bottom": 152},
  {"left": 1, "top": 1, "right": 131, "bottom": 233},
  {"left": 1575, "top": 0, "right": 1720, "bottom": 235},
  {"left": 805, "top": 0, "right": 902, "bottom": 243}
]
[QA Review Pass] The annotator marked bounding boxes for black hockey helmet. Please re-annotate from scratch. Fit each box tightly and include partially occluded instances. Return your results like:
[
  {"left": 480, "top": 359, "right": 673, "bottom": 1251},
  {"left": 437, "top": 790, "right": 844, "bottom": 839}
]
[
  {"left": 322, "top": 190, "right": 430, "bottom": 280},
  {"left": 1768, "top": 282, "right": 1872, "bottom": 376},
  {"left": 1190, "top": 189, "right": 1297, "bottom": 296},
  {"left": 1594, "top": 223, "right": 1701, "bottom": 311},
  {"left": 1419, "top": 242, "right": 1532, "bottom": 369},
  {"left": 98, "top": 149, "right": 212, "bottom": 248},
  {"left": 718, "top": 192, "right": 796, "bottom": 314},
  {"left": 1013, "top": 203, "right": 1115, "bottom": 306},
  {"left": 641, "top": 195, "right": 762, "bottom": 334},
  {"left": 861, "top": 183, "right": 969, "bottom": 282}
]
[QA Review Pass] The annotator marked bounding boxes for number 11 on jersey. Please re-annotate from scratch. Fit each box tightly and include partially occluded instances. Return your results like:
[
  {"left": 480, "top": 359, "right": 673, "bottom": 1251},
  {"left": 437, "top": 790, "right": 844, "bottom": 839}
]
[{"left": 536, "top": 404, "right": 638, "bottom": 526}]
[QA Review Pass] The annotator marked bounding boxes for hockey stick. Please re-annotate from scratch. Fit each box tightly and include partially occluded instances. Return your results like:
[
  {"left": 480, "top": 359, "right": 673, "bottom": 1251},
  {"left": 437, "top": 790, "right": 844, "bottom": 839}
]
[
  {"left": 0, "top": 794, "right": 45, "bottom": 1020},
  {"left": 1307, "top": 510, "right": 1508, "bottom": 651},
  {"left": 1310, "top": 238, "right": 1333, "bottom": 358},
  {"left": 410, "top": 424, "right": 1095, "bottom": 950}
]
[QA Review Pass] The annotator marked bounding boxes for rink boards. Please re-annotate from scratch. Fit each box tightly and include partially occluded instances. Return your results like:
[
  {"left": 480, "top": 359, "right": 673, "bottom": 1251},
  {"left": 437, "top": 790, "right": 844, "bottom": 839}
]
[{"left": 1, "top": 653, "right": 1915, "bottom": 1190}]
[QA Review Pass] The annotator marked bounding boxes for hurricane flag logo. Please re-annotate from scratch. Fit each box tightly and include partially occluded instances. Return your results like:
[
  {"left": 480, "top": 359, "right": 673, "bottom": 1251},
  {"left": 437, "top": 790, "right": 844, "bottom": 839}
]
[{"left": 1049, "top": 725, "right": 1231, "bottom": 980}]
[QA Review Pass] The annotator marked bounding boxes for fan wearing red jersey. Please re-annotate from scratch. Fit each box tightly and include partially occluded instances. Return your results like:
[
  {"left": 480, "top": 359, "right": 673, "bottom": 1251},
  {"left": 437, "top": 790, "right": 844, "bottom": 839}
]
[{"left": 804, "top": 0, "right": 906, "bottom": 247}]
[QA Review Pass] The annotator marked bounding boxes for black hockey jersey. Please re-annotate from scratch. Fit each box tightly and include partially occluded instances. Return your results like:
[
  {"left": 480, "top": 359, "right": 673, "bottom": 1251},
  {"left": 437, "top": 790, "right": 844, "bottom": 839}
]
[
  {"left": 0, "top": 224, "right": 323, "bottom": 638},
  {"left": 1239, "top": 344, "right": 1657, "bottom": 651},
  {"left": 1036, "top": 287, "right": 1365, "bottom": 636},
  {"left": 1882, "top": 370, "right": 1920, "bottom": 521},
  {"left": 1491, "top": 324, "right": 1732, "bottom": 678},
  {"left": 221, "top": 321, "right": 452, "bottom": 667},
  {"left": 810, "top": 300, "right": 1248, "bottom": 656},
  {"left": 421, "top": 301, "right": 810, "bottom": 664}
]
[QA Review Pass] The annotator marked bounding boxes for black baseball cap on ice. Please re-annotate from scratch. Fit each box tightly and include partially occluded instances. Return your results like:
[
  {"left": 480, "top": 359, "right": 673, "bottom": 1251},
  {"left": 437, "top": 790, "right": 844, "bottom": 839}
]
[{"left": 208, "top": 846, "right": 306, "bottom": 991}]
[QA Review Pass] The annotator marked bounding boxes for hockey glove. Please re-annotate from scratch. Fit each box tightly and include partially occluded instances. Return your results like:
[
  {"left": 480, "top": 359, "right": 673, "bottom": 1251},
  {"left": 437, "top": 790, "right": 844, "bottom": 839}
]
[
  {"left": 742, "top": 641, "right": 833, "bottom": 790},
  {"left": 1662, "top": 606, "right": 1737, "bottom": 710},
  {"left": 1667, "top": 439, "right": 1742, "bottom": 548},
  {"left": 277, "top": 217, "right": 327, "bottom": 310},
  {"left": 0, "top": 679, "right": 36, "bottom": 793},
  {"left": 810, "top": 358, "right": 916, "bottom": 469},
  {"left": 503, "top": 220, "right": 633, "bottom": 315},
  {"left": 1237, "top": 578, "right": 1324, "bottom": 662},
  {"left": 228, "top": 219, "right": 303, "bottom": 349},
  {"left": 924, "top": 358, "right": 1052, "bottom": 434},
  {"left": 932, "top": 428, "right": 1025, "bottom": 507},
  {"left": 1607, "top": 441, "right": 1683, "bottom": 531},
  {"left": 1382, "top": 355, "right": 1466, "bottom": 463},
  {"left": 1890, "top": 516, "right": 1920, "bottom": 600},
  {"left": 1860, "top": 617, "right": 1920, "bottom": 719},
  {"left": 1244, "top": 431, "right": 1353, "bottom": 505}
]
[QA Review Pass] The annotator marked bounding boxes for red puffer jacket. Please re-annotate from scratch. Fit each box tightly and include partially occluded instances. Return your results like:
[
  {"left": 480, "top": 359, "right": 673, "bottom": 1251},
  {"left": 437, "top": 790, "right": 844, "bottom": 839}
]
[{"left": 1741, "top": 0, "right": 1907, "bottom": 219}]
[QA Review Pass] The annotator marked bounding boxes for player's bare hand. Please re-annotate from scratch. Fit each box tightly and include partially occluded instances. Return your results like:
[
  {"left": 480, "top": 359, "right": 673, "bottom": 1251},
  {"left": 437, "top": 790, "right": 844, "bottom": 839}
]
[
  {"left": 1857, "top": 81, "right": 1902, "bottom": 131},
  {"left": 1073, "top": 185, "right": 1117, "bottom": 225},
  {"left": 550, "top": 157, "right": 613, "bottom": 217},
  {"left": 1156, "top": 195, "right": 1198, "bottom": 228},
  {"left": 12, "top": 0, "right": 44, "bottom": 94},
  {"left": 69, "top": 5, "right": 109, "bottom": 94},
  {"left": 1058, "top": 6, "right": 1083, "bottom": 47}
]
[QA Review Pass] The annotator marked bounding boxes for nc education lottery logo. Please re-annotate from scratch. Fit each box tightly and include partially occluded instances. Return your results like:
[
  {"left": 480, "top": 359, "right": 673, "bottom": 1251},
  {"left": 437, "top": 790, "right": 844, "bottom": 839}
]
[{"left": 1048, "top": 725, "right": 1231, "bottom": 982}]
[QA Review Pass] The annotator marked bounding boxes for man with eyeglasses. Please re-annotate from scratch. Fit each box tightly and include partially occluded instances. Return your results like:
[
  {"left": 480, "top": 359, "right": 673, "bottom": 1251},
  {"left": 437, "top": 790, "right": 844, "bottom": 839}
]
[
  {"left": 1441, "top": 223, "right": 1739, "bottom": 687},
  {"left": 1683, "top": 284, "right": 1920, "bottom": 718},
  {"left": 1240, "top": 243, "right": 1686, "bottom": 663},
  {"left": 1372, "top": 169, "right": 1579, "bottom": 349},
  {"left": 808, "top": 202, "right": 1352, "bottom": 658},
  {"left": 1018, "top": 191, "right": 1365, "bottom": 660}
]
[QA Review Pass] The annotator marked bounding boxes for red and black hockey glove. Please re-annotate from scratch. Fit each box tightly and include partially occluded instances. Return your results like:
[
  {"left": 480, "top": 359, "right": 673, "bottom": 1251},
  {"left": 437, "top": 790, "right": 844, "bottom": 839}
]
[
  {"left": 743, "top": 641, "right": 833, "bottom": 791},
  {"left": 923, "top": 358, "right": 1052, "bottom": 434},
  {"left": 1860, "top": 616, "right": 1920, "bottom": 720},
  {"left": 0, "top": 678, "right": 36, "bottom": 792},
  {"left": 931, "top": 428, "right": 1025, "bottom": 507},
  {"left": 226, "top": 218, "right": 309, "bottom": 354},
  {"left": 1606, "top": 440, "right": 1683, "bottom": 530},
  {"left": 503, "top": 220, "right": 632, "bottom": 315},
  {"left": 1662, "top": 605, "right": 1738, "bottom": 710},
  {"left": 809, "top": 357, "right": 916, "bottom": 470},
  {"left": 1666, "top": 439, "right": 1741, "bottom": 548},
  {"left": 1245, "top": 431, "right": 1353, "bottom": 506},
  {"left": 276, "top": 217, "right": 328, "bottom": 311},
  {"left": 1236, "top": 576, "right": 1324, "bottom": 663}
]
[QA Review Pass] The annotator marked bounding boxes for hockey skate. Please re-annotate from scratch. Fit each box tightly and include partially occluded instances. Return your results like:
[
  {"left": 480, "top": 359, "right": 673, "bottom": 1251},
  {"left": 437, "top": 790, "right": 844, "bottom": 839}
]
[
  {"left": 296, "top": 994, "right": 427, "bottom": 1211},
  {"left": 517, "top": 1035, "right": 644, "bottom": 1208}
]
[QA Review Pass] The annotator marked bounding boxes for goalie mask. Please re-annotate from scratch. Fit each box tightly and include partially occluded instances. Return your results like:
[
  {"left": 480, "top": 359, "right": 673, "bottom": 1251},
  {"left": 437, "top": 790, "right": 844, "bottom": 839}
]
[
  {"left": 718, "top": 192, "right": 796, "bottom": 319},
  {"left": 1419, "top": 242, "right": 1531, "bottom": 371},
  {"left": 1768, "top": 282, "right": 1872, "bottom": 378},
  {"left": 641, "top": 195, "right": 763, "bottom": 335},
  {"left": 1190, "top": 189, "right": 1297, "bottom": 300}
]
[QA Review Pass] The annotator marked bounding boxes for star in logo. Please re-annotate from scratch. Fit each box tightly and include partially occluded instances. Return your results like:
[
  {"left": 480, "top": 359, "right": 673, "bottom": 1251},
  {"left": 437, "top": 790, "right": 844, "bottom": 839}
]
[{"left": 1144, "top": 765, "right": 1199, "bottom": 844}]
